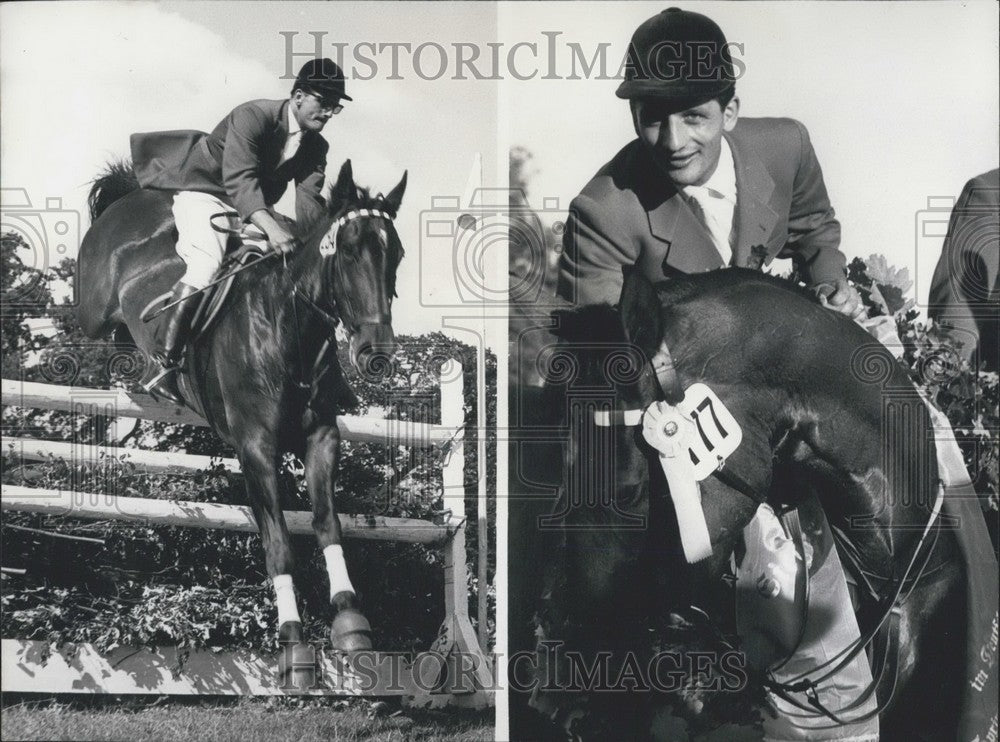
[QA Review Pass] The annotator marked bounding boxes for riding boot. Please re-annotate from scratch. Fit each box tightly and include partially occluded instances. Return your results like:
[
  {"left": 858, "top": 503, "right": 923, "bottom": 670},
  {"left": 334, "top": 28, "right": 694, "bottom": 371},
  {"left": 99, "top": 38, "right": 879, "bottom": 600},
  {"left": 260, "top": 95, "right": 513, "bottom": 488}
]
[{"left": 145, "top": 283, "right": 199, "bottom": 404}]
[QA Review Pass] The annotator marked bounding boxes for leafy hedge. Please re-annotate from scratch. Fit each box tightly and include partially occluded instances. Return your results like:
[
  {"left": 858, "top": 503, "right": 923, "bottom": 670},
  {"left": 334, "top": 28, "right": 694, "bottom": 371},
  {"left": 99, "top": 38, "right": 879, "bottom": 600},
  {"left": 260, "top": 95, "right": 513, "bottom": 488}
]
[
  {"left": 846, "top": 256, "right": 998, "bottom": 538},
  {"left": 1, "top": 234, "right": 496, "bottom": 658}
]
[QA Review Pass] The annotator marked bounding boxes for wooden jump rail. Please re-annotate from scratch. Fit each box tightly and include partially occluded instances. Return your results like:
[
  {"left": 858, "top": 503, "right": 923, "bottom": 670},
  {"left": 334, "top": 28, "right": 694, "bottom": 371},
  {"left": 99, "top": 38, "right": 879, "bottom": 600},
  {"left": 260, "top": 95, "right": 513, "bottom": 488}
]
[
  {"left": 0, "top": 370, "right": 492, "bottom": 708},
  {"left": 0, "top": 485, "right": 452, "bottom": 545}
]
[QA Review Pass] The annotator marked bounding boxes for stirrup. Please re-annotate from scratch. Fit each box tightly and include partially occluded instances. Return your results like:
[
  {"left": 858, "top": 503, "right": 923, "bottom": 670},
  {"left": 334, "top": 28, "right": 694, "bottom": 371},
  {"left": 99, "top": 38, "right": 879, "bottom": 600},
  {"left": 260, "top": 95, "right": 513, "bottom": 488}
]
[{"left": 143, "top": 366, "right": 182, "bottom": 404}]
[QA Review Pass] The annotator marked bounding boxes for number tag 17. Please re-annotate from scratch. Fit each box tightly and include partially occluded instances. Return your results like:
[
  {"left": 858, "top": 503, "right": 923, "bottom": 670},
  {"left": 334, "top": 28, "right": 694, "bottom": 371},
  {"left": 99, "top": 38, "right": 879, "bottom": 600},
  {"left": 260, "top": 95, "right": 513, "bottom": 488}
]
[{"left": 677, "top": 383, "right": 743, "bottom": 481}]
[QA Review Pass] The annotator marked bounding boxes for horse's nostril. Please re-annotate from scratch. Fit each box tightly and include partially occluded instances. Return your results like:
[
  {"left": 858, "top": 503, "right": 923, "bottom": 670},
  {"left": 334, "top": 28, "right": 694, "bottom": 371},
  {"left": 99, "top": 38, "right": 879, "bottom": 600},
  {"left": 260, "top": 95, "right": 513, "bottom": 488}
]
[{"left": 355, "top": 345, "right": 394, "bottom": 382}]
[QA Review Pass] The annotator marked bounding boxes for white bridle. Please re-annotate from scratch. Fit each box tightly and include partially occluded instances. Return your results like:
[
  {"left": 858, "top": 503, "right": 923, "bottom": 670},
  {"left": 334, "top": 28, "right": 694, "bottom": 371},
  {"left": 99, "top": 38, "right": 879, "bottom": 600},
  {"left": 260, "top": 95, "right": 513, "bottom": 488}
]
[{"left": 319, "top": 208, "right": 394, "bottom": 257}]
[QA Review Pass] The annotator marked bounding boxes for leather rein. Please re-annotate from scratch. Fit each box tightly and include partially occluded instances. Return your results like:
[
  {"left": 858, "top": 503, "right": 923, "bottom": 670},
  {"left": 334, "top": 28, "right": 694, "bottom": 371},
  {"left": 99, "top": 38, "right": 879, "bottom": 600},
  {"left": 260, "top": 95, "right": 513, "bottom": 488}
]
[{"left": 598, "top": 338, "right": 945, "bottom": 726}]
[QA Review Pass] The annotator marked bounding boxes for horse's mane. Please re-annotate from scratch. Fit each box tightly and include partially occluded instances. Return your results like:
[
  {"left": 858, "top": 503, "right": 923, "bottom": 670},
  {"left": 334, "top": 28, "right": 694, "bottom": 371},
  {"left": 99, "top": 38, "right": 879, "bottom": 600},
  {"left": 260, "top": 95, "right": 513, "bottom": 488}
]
[{"left": 88, "top": 159, "right": 139, "bottom": 222}]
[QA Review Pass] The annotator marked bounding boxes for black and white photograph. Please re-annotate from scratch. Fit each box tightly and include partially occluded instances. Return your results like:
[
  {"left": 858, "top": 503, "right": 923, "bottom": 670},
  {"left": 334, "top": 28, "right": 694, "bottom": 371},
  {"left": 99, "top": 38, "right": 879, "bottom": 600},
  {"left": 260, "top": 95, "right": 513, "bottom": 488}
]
[
  {"left": 2, "top": 2, "right": 499, "bottom": 739},
  {"left": 1, "top": 1, "right": 998, "bottom": 741},
  {"left": 507, "top": 3, "right": 998, "bottom": 741}
]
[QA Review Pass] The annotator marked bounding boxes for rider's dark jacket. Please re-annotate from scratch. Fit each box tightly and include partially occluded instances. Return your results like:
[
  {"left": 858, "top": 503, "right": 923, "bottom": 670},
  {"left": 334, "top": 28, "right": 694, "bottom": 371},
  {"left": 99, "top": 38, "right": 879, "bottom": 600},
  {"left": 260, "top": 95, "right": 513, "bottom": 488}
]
[
  {"left": 928, "top": 168, "right": 1000, "bottom": 371},
  {"left": 558, "top": 117, "right": 845, "bottom": 307},
  {"left": 130, "top": 99, "right": 327, "bottom": 220}
]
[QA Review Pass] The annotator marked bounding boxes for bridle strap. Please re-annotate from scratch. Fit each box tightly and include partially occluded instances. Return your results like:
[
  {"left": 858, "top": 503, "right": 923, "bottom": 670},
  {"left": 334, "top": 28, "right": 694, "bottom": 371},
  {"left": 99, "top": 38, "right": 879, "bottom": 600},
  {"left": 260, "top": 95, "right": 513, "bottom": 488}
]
[
  {"left": 650, "top": 340, "right": 684, "bottom": 404},
  {"left": 647, "top": 342, "right": 766, "bottom": 505},
  {"left": 320, "top": 206, "right": 394, "bottom": 257},
  {"left": 294, "top": 287, "right": 340, "bottom": 329},
  {"left": 353, "top": 314, "right": 392, "bottom": 326}
]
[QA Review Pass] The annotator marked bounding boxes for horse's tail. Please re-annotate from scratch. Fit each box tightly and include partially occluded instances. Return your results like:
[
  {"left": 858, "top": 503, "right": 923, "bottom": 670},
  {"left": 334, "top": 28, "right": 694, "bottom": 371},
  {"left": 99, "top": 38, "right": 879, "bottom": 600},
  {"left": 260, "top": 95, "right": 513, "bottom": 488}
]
[{"left": 88, "top": 159, "right": 139, "bottom": 222}]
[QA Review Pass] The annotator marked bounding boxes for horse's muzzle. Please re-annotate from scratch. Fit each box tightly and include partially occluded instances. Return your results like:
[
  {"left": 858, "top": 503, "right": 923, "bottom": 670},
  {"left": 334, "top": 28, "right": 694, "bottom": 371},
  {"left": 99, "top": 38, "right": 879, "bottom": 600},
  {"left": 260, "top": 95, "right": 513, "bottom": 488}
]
[{"left": 349, "top": 322, "right": 396, "bottom": 379}]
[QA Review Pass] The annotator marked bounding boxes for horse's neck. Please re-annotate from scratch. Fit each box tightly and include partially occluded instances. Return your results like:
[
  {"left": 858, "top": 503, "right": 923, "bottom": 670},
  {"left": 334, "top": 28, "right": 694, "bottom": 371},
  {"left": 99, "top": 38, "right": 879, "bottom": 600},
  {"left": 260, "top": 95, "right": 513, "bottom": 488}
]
[{"left": 285, "top": 219, "right": 333, "bottom": 305}]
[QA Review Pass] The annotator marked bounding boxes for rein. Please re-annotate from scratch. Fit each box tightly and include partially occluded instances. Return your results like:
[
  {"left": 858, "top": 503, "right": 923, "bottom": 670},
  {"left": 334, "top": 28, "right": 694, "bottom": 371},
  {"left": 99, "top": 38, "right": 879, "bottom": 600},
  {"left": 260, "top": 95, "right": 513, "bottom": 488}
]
[
  {"left": 593, "top": 336, "right": 947, "bottom": 727},
  {"left": 765, "top": 485, "right": 945, "bottom": 726}
]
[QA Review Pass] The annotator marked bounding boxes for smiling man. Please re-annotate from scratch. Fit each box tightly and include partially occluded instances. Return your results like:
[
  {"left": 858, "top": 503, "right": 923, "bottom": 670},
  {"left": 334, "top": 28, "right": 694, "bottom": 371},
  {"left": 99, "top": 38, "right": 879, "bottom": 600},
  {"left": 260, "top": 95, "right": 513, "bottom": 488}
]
[
  {"left": 129, "top": 58, "right": 350, "bottom": 403},
  {"left": 558, "top": 8, "right": 862, "bottom": 315},
  {"left": 555, "top": 8, "right": 875, "bottom": 741}
]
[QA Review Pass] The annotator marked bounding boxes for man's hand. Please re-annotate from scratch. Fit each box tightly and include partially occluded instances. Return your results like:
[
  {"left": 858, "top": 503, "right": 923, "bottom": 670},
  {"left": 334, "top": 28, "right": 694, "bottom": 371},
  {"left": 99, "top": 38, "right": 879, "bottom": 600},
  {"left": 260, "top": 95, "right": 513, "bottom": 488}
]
[
  {"left": 815, "top": 278, "right": 866, "bottom": 320},
  {"left": 249, "top": 209, "right": 300, "bottom": 255}
]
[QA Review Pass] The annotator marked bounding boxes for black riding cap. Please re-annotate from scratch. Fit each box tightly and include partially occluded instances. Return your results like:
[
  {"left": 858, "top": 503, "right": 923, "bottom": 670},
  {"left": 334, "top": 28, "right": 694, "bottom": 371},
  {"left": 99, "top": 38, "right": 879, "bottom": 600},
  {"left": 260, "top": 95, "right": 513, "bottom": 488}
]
[
  {"left": 296, "top": 58, "right": 353, "bottom": 102},
  {"left": 616, "top": 7, "right": 737, "bottom": 103}
]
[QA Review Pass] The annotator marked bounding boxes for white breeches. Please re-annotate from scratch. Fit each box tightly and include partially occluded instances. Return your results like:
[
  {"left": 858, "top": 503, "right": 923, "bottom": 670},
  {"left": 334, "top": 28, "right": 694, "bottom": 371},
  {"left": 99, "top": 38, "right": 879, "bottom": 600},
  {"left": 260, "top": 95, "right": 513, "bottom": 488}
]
[{"left": 171, "top": 191, "right": 240, "bottom": 290}]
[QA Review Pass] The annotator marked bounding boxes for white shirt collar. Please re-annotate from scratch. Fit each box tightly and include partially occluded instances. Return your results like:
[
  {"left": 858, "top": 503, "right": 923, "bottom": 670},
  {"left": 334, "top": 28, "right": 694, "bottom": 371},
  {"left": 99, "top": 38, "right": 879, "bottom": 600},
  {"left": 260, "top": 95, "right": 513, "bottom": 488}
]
[
  {"left": 683, "top": 136, "right": 737, "bottom": 203},
  {"left": 287, "top": 103, "right": 301, "bottom": 138}
]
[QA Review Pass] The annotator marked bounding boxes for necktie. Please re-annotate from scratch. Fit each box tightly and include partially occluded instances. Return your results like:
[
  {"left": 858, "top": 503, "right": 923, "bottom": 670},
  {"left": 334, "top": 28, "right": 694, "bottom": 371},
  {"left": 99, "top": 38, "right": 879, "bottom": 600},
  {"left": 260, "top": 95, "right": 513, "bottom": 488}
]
[{"left": 686, "top": 189, "right": 734, "bottom": 267}]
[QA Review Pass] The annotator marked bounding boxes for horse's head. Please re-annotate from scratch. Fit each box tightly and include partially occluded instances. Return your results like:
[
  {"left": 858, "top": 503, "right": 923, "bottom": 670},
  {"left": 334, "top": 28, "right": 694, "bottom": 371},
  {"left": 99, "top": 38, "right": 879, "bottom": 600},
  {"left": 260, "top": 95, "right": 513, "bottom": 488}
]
[{"left": 318, "top": 159, "right": 408, "bottom": 373}]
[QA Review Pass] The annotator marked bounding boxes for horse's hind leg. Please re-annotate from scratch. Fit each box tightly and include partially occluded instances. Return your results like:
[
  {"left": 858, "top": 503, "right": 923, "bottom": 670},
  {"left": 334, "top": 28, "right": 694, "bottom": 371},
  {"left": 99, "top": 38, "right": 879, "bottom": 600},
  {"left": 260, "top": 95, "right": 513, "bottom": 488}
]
[
  {"left": 305, "top": 423, "right": 373, "bottom": 651},
  {"left": 241, "top": 439, "right": 317, "bottom": 687}
]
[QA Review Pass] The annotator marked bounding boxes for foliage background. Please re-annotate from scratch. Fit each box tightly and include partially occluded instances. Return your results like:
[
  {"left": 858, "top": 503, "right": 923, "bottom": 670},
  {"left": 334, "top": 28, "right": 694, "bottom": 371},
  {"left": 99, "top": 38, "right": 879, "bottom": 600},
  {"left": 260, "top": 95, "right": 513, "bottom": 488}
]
[{"left": 1, "top": 231, "right": 496, "bottom": 658}]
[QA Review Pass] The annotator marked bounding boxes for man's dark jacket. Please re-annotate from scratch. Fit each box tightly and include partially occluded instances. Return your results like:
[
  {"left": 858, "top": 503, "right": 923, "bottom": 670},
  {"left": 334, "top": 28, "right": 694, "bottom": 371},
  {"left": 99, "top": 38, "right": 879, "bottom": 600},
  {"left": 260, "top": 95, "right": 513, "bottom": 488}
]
[
  {"left": 558, "top": 117, "right": 845, "bottom": 307},
  {"left": 928, "top": 168, "right": 1000, "bottom": 371},
  {"left": 130, "top": 99, "right": 327, "bottom": 220}
]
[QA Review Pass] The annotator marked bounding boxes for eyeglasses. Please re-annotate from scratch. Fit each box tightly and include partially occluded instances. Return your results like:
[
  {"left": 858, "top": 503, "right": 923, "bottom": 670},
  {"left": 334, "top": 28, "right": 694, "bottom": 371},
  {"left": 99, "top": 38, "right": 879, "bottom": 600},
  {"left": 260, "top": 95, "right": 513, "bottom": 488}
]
[{"left": 307, "top": 92, "right": 343, "bottom": 115}]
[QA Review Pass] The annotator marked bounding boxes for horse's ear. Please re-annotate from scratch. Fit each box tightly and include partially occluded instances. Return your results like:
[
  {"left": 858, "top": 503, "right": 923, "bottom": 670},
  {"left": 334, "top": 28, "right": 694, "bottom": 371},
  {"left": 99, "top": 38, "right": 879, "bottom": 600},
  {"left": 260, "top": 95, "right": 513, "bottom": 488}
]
[
  {"left": 383, "top": 171, "right": 408, "bottom": 215},
  {"left": 618, "top": 267, "right": 662, "bottom": 358},
  {"left": 331, "top": 159, "right": 355, "bottom": 206}
]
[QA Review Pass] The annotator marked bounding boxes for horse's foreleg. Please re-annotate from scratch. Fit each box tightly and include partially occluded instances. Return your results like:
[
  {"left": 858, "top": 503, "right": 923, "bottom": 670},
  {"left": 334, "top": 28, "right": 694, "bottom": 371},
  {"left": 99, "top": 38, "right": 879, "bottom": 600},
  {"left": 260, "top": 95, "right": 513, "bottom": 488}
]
[
  {"left": 243, "top": 441, "right": 319, "bottom": 687},
  {"left": 242, "top": 442, "right": 306, "bottom": 625},
  {"left": 305, "top": 424, "right": 373, "bottom": 651}
]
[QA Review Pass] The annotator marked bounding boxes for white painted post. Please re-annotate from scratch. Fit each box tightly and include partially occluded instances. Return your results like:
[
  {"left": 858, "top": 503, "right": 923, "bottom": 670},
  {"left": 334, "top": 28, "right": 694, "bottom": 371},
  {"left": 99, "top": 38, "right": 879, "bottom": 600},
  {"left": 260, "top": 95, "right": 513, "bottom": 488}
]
[
  {"left": 476, "top": 344, "right": 489, "bottom": 653},
  {"left": 413, "top": 360, "right": 492, "bottom": 708},
  {"left": 440, "top": 360, "right": 468, "bottom": 625}
]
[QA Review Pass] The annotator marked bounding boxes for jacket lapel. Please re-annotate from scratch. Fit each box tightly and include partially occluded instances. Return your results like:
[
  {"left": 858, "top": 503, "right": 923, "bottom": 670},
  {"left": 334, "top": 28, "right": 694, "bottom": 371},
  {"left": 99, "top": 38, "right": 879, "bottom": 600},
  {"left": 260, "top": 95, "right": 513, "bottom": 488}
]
[
  {"left": 635, "top": 148, "right": 726, "bottom": 275},
  {"left": 729, "top": 130, "right": 780, "bottom": 269},
  {"left": 271, "top": 101, "right": 291, "bottom": 171}
]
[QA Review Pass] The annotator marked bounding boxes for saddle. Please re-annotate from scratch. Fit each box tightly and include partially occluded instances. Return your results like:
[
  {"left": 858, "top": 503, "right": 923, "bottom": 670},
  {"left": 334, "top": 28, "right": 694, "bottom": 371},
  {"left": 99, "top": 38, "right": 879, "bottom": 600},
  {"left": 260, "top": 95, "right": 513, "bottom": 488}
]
[
  {"left": 190, "top": 241, "right": 269, "bottom": 340},
  {"left": 140, "top": 227, "right": 271, "bottom": 340}
]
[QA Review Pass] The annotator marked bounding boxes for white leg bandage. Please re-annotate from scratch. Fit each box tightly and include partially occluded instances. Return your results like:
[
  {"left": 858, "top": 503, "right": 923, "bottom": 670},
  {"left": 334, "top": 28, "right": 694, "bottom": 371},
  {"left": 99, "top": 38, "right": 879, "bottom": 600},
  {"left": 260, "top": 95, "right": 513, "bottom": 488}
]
[
  {"left": 323, "top": 544, "right": 356, "bottom": 598},
  {"left": 272, "top": 574, "right": 301, "bottom": 625}
]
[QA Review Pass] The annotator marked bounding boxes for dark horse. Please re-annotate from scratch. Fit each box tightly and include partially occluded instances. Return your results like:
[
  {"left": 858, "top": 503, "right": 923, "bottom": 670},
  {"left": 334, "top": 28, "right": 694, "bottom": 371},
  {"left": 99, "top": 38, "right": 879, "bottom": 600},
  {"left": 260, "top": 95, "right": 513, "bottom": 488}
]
[
  {"left": 77, "top": 159, "right": 407, "bottom": 683},
  {"left": 530, "top": 268, "right": 991, "bottom": 741}
]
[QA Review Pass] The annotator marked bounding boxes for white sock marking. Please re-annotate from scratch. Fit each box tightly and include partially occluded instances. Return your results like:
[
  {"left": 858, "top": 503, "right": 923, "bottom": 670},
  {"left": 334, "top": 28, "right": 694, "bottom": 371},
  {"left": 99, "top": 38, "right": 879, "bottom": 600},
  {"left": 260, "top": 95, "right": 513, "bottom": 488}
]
[
  {"left": 323, "top": 544, "right": 356, "bottom": 598},
  {"left": 272, "top": 574, "right": 301, "bottom": 625}
]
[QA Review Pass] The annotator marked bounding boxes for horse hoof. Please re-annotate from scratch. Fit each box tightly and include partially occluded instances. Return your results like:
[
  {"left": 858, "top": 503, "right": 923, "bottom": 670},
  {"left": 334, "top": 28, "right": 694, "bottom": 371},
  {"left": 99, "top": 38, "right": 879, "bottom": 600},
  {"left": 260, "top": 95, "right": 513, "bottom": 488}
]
[
  {"left": 277, "top": 641, "right": 319, "bottom": 692},
  {"left": 330, "top": 608, "right": 373, "bottom": 651}
]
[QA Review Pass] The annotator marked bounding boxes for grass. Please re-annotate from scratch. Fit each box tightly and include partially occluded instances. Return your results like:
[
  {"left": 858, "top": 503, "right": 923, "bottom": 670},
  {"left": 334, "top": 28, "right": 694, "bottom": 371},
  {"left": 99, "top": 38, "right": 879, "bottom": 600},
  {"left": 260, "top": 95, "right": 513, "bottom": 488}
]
[{"left": 0, "top": 696, "right": 493, "bottom": 742}]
